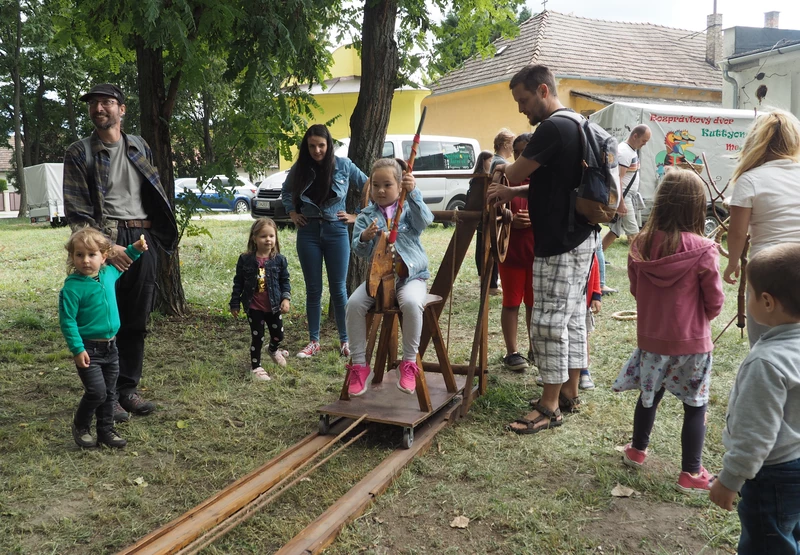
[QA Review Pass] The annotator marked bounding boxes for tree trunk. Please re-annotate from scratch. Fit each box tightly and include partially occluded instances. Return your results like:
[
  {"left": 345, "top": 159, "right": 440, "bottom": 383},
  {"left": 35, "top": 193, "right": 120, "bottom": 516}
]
[
  {"left": 65, "top": 82, "right": 77, "bottom": 139},
  {"left": 202, "top": 90, "right": 214, "bottom": 163},
  {"left": 345, "top": 0, "right": 399, "bottom": 296},
  {"left": 13, "top": 1, "right": 26, "bottom": 218},
  {"left": 135, "top": 39, "right": 187, "bottom": 316},
  {"left": 33, "top": 65, "right": 45, "bottom": 165}
]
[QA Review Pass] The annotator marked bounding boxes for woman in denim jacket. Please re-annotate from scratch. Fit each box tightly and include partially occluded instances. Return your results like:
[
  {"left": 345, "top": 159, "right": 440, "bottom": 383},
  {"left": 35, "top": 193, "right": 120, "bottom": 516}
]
[{"left": 282, "top": 125, "right": 367, "bottom": 359}]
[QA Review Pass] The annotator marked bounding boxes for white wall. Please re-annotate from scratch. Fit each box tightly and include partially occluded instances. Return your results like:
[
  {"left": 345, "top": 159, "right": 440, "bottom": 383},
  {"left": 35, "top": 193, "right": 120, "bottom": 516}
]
[{"left": 724, "top": 48, "right": 800, "bottom": 117}]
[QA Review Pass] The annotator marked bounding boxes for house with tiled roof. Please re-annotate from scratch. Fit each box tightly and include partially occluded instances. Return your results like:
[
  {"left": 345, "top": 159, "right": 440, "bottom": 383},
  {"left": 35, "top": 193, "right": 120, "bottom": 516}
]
[{"left": 421, "top": 10, "right": 723, "bottom": 151}]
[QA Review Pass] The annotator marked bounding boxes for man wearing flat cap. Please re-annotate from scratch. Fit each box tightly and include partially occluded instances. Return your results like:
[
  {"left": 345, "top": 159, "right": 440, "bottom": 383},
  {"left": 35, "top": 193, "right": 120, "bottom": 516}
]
[{"left": 63, "top": 83, "right": 177, "bottom": 423}]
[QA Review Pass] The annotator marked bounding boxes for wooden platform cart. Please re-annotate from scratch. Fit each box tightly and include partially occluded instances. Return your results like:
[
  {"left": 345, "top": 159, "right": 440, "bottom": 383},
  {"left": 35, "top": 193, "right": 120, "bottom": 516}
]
[{"left": 318, "top": 173, "right": 510, "bottom": 447}]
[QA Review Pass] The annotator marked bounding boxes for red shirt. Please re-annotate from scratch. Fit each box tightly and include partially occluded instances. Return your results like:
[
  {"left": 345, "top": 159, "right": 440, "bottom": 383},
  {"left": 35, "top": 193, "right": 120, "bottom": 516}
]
[{"left": 501, "top": 178, "right": 535, "bottom": 268}]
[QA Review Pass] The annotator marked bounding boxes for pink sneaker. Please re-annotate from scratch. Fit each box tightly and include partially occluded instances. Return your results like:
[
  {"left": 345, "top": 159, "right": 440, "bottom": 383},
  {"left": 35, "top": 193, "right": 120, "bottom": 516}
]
[
  {"left": 675, "top": 466, "right": 713, "bottom": 494},
  {"left": 346, "top": 363, "right": 372, "bottom": 397},
  {"left": 340, "top": 341, "right": 350, "bottom": 358},
  {"left": 622, "top": 443, "right": 648, "bottom": 468},
  {"left": 397, "top": 361, "right": 419, "bottom": 394},
  {"left": 269, "top": 349, "right": 289, "bottom": 367},
  {"left": 296, "top": 341, "right": 320, "bottom": 359}
]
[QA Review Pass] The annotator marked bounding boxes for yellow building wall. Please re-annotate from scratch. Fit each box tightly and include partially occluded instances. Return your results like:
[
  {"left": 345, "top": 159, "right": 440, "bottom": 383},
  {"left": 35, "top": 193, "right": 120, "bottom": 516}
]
[
  {"left": 279, "top": 88, "right": 431, "bottom": 170},
  {"left": 421, "top": 77, "right": 722, "bottom": 153},
  {"left": 329, "top": 45, "right": 360, "bottom": 79}
]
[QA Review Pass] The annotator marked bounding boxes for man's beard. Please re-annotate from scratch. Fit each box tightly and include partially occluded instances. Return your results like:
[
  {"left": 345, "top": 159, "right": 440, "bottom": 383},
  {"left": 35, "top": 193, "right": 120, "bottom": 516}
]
[{"left": 92, "top": 115, "right": 117, "bottom": 130}]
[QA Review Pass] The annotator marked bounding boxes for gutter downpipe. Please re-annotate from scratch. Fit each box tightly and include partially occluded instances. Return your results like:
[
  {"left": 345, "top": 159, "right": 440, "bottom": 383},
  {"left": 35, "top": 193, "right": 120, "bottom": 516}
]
[{"left": 720, "top": 62, "right": 740, "bottom": 109}]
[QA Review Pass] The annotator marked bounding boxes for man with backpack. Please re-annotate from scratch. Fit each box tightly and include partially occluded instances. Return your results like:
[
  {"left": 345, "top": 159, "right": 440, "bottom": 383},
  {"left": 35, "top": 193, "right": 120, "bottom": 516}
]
[
  {"left": 489, "top": 65, "right": 607, "bottom": 434},
  {"left": 63, "top": 83, "right": 177, "bottom": 422}
]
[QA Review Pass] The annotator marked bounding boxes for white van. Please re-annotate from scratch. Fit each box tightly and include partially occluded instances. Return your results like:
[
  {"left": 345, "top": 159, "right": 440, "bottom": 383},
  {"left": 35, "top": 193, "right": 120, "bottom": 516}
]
[{"left": 251, "top": 134, "right": 480, "bottom": 221}]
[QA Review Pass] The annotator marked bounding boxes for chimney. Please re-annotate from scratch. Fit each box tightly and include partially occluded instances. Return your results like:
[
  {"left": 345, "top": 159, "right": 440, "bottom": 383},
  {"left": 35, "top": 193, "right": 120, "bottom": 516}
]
[
  {"left": 765, "top": 11, "right": 779, "bottom": 29},
  {"left": 706, "top": 13, "right": 723, "bottom": 66}
]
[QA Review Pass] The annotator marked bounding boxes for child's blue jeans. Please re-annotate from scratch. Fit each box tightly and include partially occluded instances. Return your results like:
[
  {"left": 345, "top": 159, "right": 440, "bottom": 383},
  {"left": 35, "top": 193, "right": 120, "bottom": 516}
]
[
  {"left": 738, "top": 457, "right": 800, "bottom": 555},
  {"left": 74, "top": 339, "right": 119, "bottom": 434}
]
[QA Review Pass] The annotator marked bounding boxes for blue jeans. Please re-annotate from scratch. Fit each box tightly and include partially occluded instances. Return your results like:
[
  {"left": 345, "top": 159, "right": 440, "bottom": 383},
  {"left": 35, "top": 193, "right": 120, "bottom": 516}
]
[
  {"left": 74, "top": 339, "right": 119, "bottom": 434},
  {"left": 295, "top": 219, "right": 350, "bottom": 342},
  {"left": 738, "top": 457, "right": 800, "bottom": 555},
  {"left": 596, "top": 241, "right": 606, "bottom": 287}
]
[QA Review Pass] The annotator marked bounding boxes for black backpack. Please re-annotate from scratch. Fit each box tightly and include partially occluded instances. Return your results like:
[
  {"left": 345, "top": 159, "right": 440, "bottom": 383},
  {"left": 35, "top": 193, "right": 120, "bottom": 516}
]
[{"left": 551, "top": 111, "right": 621, "bottom": 226}]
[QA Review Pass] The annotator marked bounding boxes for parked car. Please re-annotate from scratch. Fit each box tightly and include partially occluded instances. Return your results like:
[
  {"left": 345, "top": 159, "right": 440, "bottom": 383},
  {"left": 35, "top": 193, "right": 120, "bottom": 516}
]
[
  {"left": 251, "top": 134, "right": 479, "bottom": 222},
  {"left": 175, "top": 175, "right": 257, "bottom": 213}
]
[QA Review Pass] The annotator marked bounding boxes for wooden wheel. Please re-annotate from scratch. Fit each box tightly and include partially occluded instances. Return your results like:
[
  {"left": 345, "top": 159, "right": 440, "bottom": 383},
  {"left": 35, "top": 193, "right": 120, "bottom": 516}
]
[{"left": 489, "top": 176, "right": 513, "bottom": 264}]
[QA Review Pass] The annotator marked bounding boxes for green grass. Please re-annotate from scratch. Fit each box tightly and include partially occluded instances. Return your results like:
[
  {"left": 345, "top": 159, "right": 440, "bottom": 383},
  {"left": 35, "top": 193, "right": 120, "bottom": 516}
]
[{"left": 0, "top": 216, "right": 744, "bottom": 554}]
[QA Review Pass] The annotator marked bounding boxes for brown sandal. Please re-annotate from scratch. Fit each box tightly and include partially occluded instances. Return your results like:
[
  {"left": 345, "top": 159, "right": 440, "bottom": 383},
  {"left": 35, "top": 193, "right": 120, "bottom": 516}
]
[
  {"left": 528, "top": 393, "right": 581, "bottom": 413},
  {"left": 508, "top": 402, "right": 563, "bottom": 435}
]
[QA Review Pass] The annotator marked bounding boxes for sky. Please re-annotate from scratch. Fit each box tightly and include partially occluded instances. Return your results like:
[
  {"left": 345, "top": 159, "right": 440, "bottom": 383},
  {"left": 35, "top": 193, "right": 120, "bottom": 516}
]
[{"left": 528, "top": 0, "right": 800, "bottom": 32}]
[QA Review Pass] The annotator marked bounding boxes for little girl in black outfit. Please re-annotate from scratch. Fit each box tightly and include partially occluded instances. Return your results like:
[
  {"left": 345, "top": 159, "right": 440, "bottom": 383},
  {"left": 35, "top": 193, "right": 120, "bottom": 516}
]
[{"left": 230, "top": 218, "right": 291, "bottom": 380}]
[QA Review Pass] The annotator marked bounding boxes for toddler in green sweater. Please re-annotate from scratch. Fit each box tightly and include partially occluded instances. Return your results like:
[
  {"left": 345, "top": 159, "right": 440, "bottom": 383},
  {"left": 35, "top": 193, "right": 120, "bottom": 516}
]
[{"left": 59, "top": 227, "right": 146, "bottom": 449}]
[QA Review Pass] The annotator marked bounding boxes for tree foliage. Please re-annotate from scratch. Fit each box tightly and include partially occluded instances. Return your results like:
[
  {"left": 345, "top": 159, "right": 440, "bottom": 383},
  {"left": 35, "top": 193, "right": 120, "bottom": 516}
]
[
  {"left": 49, "top": 0, "right": 345, "bottom": 314},
  {"left": 425, "top": 1, "right": 530, "bottom": 84}
]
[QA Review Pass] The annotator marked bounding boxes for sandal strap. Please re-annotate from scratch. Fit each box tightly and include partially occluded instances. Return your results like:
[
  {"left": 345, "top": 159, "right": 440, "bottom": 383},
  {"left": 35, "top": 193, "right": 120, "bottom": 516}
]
[
  {"left": 558, "top": 393, "right": 580, "bottom": 408},
  {"left": 531, "top": 401, "right": 561, "bottom": 420}
]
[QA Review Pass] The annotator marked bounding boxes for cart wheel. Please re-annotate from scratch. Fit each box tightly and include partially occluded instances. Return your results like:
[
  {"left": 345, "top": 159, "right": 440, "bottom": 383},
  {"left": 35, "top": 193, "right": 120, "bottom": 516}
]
[
  {"left": 318, "top": 415, "right": 330, "bottom": 435},
  {"left": 402, "top": 427, "right": 414, "bottom": 449}
]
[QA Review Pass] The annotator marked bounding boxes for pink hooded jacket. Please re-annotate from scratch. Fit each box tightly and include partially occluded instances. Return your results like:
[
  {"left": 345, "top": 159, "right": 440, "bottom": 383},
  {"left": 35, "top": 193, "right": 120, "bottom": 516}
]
[{"left": 628, "top": 231, "right": 724, "bottom": 356}]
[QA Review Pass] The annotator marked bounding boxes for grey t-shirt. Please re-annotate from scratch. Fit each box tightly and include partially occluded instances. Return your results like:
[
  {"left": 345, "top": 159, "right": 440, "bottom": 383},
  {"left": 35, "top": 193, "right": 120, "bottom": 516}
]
[{"left": 102, "top": 139, "right": 148, "bottom": 220}]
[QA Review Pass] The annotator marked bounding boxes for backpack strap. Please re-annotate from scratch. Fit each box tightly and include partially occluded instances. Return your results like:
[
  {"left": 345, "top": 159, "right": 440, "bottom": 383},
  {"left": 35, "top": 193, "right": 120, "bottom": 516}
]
[{"left": 550, "top": 111, "right": 587, "bottom": 233}]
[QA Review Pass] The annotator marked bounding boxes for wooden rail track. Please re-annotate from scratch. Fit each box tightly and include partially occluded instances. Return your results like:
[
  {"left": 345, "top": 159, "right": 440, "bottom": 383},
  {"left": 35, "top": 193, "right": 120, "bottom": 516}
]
[{"left": 117, "top": 400, "right": 461, "bottom": 554}]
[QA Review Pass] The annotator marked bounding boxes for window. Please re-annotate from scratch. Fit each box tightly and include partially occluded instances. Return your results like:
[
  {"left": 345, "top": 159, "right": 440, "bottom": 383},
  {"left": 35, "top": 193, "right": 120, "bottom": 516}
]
[
  {"left": 382, "top": 141, "right": 394, "bottom": 158},
  {"left": 402, "top": 140, "right": 475, "bottom": 171}
]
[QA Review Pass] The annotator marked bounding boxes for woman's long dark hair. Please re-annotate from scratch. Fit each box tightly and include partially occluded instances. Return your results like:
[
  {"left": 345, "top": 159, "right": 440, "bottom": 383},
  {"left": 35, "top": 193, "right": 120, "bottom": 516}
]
[{"left": 289, "top": 124, "right": 335, "bottom": 209}]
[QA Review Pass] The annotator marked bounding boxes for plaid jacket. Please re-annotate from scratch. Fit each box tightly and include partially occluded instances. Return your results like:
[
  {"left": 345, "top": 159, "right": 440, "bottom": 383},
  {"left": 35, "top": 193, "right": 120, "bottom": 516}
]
[{"left": 63, "top": 131, "right": 177, "bottom": 251}]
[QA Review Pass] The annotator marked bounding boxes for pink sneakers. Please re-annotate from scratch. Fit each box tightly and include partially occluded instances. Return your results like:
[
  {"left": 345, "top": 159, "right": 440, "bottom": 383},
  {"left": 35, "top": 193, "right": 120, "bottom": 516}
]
[
  {"left": 675, "top": 466, "right": 713, "bottom": 494},
  {"left": 622, "top": 443, "right": 648, "bottom": 468},
  {"left": 269, "top": 349, "right": 289, "bottom": 367},
  {"left": 346, "top": 363, "right": 373, "bottom": 397},
  {"left": 296, "top": 341, "right": 320, "bottom": 358},
  {"left": 397, "top": 361, "right": 419, "bottom": 394}
]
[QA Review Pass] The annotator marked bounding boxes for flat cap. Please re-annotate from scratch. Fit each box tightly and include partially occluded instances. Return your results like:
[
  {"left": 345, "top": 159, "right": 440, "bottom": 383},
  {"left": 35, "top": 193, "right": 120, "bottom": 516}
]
[{"left": 79, "top": 84, "right": 125, "bottom": 104}]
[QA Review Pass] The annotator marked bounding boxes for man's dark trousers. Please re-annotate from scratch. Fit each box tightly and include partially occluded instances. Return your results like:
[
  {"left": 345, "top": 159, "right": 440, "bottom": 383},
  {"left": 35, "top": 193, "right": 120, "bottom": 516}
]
[{"left": 114, "top": 226, "right": 157, "bottom": 397}]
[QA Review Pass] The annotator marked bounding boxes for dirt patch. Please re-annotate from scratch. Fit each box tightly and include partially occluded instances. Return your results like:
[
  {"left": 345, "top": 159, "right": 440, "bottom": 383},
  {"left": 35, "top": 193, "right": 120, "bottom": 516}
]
[{"left": 580, "top": 497, "right": 730, "bottom": 554}]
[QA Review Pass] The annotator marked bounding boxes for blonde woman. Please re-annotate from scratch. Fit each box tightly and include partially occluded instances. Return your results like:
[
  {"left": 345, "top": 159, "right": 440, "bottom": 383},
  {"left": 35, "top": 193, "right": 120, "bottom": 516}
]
[{"left": 724, "top": 109, "right": 800, "bottom": 346}]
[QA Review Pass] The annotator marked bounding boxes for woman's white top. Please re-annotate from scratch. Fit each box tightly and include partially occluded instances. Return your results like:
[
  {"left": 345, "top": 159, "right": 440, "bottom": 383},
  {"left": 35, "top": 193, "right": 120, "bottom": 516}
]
[{"left": 729, "top": 159, "right": 800, "bottom": 255}]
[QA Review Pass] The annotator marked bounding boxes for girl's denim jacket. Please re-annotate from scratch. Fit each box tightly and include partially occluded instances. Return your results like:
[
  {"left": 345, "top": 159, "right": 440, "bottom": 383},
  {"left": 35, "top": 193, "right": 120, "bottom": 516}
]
[
  {"left": 230, "top": 253, "right": 291, "bottom": 314},
  {"left": 352, "top": 188, "right": 434, "bottom": 283},
  {"left": 281, "top": 156, "right": 368, "bottom": 222}
]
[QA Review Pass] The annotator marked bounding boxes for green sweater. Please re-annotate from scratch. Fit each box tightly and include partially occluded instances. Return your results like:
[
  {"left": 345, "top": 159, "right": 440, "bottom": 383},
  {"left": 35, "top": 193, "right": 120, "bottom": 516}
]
[{"left": 59, "top": 245, "right": 141, "bottom": 356}]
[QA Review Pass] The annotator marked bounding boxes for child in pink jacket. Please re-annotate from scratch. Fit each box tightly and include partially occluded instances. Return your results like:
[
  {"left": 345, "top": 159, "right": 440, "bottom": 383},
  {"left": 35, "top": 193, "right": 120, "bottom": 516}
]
[{"left": 613, "top": 169, "right": 724, "bottom": 494}]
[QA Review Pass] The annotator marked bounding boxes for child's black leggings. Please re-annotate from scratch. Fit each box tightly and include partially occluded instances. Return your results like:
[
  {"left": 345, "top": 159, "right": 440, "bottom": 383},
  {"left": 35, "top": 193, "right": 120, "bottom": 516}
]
[
  {"left": 631, "top": 387, "right": 707, "bottom": 474},
  {"left": 247, "top": 308, "right": 284, "bottom": 369}
]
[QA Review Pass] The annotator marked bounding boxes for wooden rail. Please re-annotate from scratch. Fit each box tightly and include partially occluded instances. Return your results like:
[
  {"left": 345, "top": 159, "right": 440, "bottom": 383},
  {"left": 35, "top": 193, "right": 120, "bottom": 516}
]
[{"left": 117, "top": 400, "right": 462, "bottom": 554}]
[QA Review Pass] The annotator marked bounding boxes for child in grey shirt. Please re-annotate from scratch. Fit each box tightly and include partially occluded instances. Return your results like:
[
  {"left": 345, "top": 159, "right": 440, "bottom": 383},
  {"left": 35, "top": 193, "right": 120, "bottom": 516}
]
[{"left": 710, "top": 243, "right": 800, "bottom": 555}]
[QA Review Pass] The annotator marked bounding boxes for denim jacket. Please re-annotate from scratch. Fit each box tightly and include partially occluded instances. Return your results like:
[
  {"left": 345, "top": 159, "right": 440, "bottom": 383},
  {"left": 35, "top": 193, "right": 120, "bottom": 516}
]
[
  {"left": 281, "top": 156, "right": 367, "bottom": 221},
  {"left": 230, "top": 253, "right": 291, "bottom": 314},
  {"left": 352, "top": 188, "right": 434, "bottom": 283}
]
